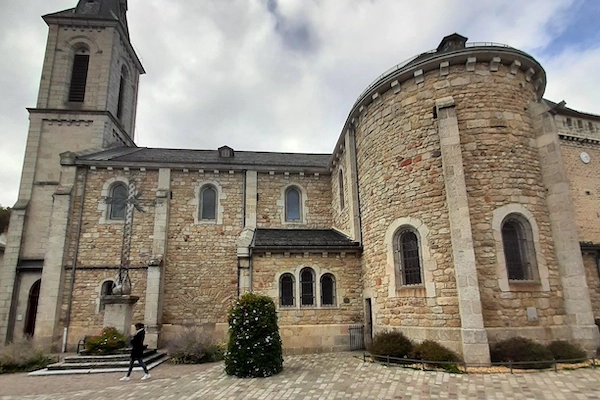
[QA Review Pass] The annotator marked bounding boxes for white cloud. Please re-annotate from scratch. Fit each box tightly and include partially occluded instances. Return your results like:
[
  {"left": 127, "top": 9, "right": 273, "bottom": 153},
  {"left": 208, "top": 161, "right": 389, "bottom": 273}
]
[{"left": 0, "top": 0, "right": 597, "bottom": 207}]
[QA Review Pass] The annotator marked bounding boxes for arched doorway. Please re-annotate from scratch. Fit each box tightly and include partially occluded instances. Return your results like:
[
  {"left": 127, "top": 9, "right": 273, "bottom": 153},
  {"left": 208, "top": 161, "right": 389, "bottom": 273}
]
[{"left": 24, "top": 279, "right": 41, "bottom": 337}]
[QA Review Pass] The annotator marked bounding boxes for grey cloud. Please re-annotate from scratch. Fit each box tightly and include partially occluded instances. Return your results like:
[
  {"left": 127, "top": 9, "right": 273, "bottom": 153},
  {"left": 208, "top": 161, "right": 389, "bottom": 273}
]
[{"left": 0, "top": 0, "right": 597, "bottom": 207}]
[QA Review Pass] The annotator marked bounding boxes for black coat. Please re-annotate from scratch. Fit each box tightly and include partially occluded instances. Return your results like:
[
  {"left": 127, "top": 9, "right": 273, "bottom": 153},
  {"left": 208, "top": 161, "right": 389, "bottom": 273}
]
[{"left": 130, "top": 328, "right": 145, "bottom": 358}]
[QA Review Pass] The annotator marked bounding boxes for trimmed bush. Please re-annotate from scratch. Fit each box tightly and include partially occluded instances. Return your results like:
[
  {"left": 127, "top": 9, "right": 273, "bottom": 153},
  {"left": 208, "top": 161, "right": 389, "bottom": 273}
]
[
  {"left": 167, "top": 328, "right": 224, "bottom": 364},
  {"left": 224, "top": 293, "right": 283, "bottom": 378},
  {"left": 368, "top": 330, "right": 413, "bottom": 359},
  {"left": 85, "top": 326, "right": 127, "bottom": 355},
  {"left": 410, "top": 340, "right": 461, "bottom": 370},
  {"left": 490, "top": 337, "right": 553, "bottom": 369},
  {"left": 0, "top": 338, "right": 56, "bottom": 374},
  {"left": 546, "top": 340, "right": 587, "bottom": 362}
]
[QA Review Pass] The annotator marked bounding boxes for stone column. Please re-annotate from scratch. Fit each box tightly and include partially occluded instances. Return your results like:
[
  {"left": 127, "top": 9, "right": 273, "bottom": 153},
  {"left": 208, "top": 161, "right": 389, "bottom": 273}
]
[
  {"left": 0, "top": 207, "right": 27, "bottom": 343},
  {"left": 346, "top": 128, "right": 361, "bottom": 243},
  {"left": 531, "top": 101, "right": 600, "bottom": 353},
  {"left": 34, "top": 153, "right": 78, "bottom": 348},
  {"left": 144, "top": 168, "right": 170, "bottom": 348},
  {"left": 237, "top": 170, "right": 257, "bottom": 294},
  {"left": 436, "top": 96, "right": 491, "bottom": 364}
]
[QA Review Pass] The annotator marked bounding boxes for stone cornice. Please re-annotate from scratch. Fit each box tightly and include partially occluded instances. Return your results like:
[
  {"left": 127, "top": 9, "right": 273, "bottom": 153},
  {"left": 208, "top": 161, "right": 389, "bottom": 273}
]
[
  {"left": 27, "top": 108, "right": 136, "bottom": 147},
  {"left": 78, "top": 161, "right": 330, "bottom": 175},
  {"left": 329, "top": 44, "right": 546, "bottom": 169},
  {"left": 558, "top": 133, "right": 600, "bottom": 145}
]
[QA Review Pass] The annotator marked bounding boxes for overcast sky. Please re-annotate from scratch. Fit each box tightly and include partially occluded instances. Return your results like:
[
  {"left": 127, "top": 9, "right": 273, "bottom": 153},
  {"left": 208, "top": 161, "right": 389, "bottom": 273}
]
[{"left": 1, "top": 0, "right": 599, "bottom": 207}]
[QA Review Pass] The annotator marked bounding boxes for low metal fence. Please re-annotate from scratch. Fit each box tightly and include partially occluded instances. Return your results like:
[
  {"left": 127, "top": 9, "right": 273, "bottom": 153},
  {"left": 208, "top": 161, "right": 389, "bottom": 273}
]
[{"left": 364, "top": 352, "right": 597, "bottom": 374}]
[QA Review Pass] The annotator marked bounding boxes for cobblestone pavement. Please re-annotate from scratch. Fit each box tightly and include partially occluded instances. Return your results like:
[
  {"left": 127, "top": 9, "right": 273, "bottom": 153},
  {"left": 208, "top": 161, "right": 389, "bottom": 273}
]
[{"left": 1, "top": 352, "right": 600, "bottom": 399}]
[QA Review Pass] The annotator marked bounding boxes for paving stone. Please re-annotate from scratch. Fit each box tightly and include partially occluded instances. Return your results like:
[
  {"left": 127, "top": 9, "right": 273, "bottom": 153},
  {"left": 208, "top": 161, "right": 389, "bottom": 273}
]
[{"left": 1, "top": 352, "right": 600, "bottom": 399}]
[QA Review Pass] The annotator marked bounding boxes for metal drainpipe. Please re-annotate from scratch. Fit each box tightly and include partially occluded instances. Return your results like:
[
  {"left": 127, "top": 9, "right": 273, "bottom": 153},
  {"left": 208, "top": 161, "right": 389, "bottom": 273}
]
[
  {"left": 62, "top": 168, "right": 87, "bottom": 353},
  {"left": 242, "top": 170, "right": 246, "bottom": 228},
  {"left": 350, "top": 124, "right": 363, "bottom": 245}
]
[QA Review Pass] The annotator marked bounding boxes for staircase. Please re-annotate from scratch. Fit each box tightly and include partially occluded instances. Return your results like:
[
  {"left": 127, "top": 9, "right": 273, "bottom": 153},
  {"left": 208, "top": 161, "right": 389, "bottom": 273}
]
[{"left": 29, "top": 348, "right": 169, "bottom": 376}]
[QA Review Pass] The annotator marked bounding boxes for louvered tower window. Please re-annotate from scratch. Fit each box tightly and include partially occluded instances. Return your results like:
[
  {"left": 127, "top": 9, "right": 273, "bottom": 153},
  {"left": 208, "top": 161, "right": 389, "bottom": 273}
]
[{"left": 68, "top": 49, "right": 90, "bottom": 102}]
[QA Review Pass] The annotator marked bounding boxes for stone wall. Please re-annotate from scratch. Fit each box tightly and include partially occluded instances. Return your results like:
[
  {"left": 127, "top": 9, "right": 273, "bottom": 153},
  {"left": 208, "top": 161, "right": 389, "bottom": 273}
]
[
  {"left": 162, "top": 170, "right": 243, "bottom": 326},
  {"left": 453, "top": 64, "right": 563, "bottom": 328},
  {"left": 582, "top": 252, "right": 600, "bottom": 321},
  {"left": 256, "top": 172, "right": 332, "bottom": 228},
  {"left": 331, "top": 146, "right": 352, "bottom": 236},
  {"left": 354, "top": 66, "right": 459, "bottom": 335},
  {"left": 252, "top": 252, "right": 363, "bottom": 353},
  {"left": 560, "top": 141, "right": 600, "bottom": 244},
  {"left": 353, "top": 56, "right": 572, "bottom": 354}
]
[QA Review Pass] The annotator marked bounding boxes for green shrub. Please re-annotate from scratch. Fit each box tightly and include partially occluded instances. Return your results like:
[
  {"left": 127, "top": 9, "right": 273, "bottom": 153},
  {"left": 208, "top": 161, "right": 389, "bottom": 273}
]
[
  {"left": 410, "top": 340, "right": 461, "bottom": 370},
  {"left": 167, "top": 328, "right": 224, "bottom": 364},
  {"left": 85, "top": 326, "right": 127, "bottom": 355},
  {"left": 546, "top": 340, "right": 587, "bottom": 362},
  {"left": 490, "top": 337, "right": 553, "bottom": 369},
  {"left": 368, "top": 330, "right": 413, "bottom": 359},
  {"left": 224, "top": 293, "right": 283, "bottom": 378},
  {"left": 0, "top": 338, "right": 56, "bottom": 374}
]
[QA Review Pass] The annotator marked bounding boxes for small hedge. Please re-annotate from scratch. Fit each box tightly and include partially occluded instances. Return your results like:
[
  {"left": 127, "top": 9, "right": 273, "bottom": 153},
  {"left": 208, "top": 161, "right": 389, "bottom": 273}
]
[
  {"left": 546, "top": 340, "right": 587, "bottom": 362},
  {"left": 167, "top": 328, "right": 224, "bottom": 364},
  {"left": 224, "top": 293, "right": 283, "bottom": 378},
  {"left": 85, "top": 326, "right": 127, "bottom": 355},
  {"left": 368, "top": 330, "right": 413, "bottom": 359},
  {"left": 490, "top": 337, "right": 554, "bottom": 369},
  {"left": 0, "top": 339, "right": 56, "bottom": 374},
  {"left": 410, "top": 340, "right": 460, "bottom": 370}
]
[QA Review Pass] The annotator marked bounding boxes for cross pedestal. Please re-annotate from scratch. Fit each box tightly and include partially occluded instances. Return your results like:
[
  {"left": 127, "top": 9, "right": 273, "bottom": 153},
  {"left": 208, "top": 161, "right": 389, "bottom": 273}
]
[{"left": 101, "top": 295, "right": 139, "bottom": 336}]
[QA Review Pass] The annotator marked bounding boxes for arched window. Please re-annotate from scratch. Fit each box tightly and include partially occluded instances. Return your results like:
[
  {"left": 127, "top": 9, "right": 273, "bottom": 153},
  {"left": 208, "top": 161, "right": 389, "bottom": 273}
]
[
  {"left": 109, "top": 183, "right": 128, "bottom": 220},
  {"left": 68, "top": 47, "right": 90, "bottom": 102},
  {"left": 100, "top": 280, "right": 114, "bottom": 311},
  {"left": 200, "top": 185, "right": 217, "bottom": 221},
  {"left": 395, "top": 229, "right": 422, "bottom": 286},
  {"left": 23, "top": 279, "right": 41, "bottom": 337},
  {"left": 116, "top": 65, "right": 128, "bottom": 120},
  {"left": 279, "top": 273, "right": 295, "bottom": 307},
  {"left": 501, "top": 214, "right": 536, "bottom": 280},
  {"left": 300, "top": 267, "right": 315, "bottom": 306},
  {"left": 338, "top": 170, "right": 345, "bottom": 209},
  {"left": 285, "top": 186, "right": 301, "bottom": 221},
  {"left": 320, "top": 273, "right": 336, "bottom": 306}
]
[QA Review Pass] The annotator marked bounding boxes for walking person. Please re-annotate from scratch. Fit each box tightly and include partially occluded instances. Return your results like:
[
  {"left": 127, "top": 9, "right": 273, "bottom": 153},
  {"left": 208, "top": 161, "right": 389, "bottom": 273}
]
[{"left": 120, "top": 323, "right": 151, "bottom": 381}]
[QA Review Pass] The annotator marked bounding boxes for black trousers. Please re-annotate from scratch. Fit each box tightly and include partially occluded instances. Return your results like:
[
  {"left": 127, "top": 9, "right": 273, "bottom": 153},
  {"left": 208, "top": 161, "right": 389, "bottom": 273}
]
[{"left": 126, "top": 356, "right": 149, "bottom": 376}]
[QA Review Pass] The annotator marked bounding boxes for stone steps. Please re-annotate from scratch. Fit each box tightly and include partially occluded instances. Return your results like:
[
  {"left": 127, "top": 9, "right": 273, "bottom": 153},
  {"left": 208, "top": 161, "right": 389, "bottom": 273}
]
[{"left": 29, "top": 349, "right": 169, "bottom": 376}]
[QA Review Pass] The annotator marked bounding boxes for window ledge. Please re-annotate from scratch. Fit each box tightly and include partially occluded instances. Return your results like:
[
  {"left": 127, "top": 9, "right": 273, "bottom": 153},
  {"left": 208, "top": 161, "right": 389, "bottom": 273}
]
[
  {"left": 394, "top": 285, "right": 426, "bottom": 298},
  {"left": 507, "top": 280, "right": 542, "bottom": 291},
  {"left": 100, "top": 219, "right": 125, "bottom": 225}
]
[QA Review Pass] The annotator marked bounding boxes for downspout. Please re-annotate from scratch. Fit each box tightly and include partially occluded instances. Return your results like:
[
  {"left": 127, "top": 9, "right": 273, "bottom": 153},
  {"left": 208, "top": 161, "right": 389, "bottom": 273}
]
[
  {"left": 242, "top": 170, "right": 247, "bottom": 228},
  {"left": 350, "top": 124, "right": 363, "bottom": 245},
  {"left": 62, "top": 168, "right": 87, "bottom": 352}
]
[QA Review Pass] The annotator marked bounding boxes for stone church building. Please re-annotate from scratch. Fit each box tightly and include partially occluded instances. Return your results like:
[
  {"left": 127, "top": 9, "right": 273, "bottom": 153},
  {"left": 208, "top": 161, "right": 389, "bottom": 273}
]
[{"left": 1, "top": 0, "right": 599, "bottom": 364}]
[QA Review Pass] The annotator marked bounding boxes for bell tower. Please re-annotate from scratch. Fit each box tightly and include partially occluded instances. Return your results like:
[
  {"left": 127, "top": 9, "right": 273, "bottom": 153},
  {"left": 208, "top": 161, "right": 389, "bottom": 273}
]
[{"left": 0, "top": 0, "right": 144, "bottom": 345}]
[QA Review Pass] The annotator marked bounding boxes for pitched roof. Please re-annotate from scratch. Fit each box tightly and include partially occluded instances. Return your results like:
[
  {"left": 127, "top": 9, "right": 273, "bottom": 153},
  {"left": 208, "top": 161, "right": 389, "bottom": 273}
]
[
  {"left": 77, "top": 147, "right": 331, "bottom": 171},
  {"left": 252, "top": 229, "right": 361, "bottom": 251},
  {"left": 544, "top": 99, "right": 600, "bottom": 121}
]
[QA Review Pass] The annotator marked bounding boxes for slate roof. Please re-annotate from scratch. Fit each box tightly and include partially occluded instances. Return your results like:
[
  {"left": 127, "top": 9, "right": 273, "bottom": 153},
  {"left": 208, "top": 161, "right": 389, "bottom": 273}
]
[
  {"left": 544, "top": 99, "right": 600, "bottom": 121},
  {"left": 77, "top": 147, "right": 331, "bottom": 170},
  {"left": 252, "top": 229, "right": 361, "bottom": 251}
]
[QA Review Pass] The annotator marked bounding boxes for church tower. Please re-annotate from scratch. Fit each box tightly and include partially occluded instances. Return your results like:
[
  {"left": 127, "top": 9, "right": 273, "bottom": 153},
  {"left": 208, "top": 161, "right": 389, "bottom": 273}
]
[{"left": 0, "top": 0, "right": 144, "bottom": 345}]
